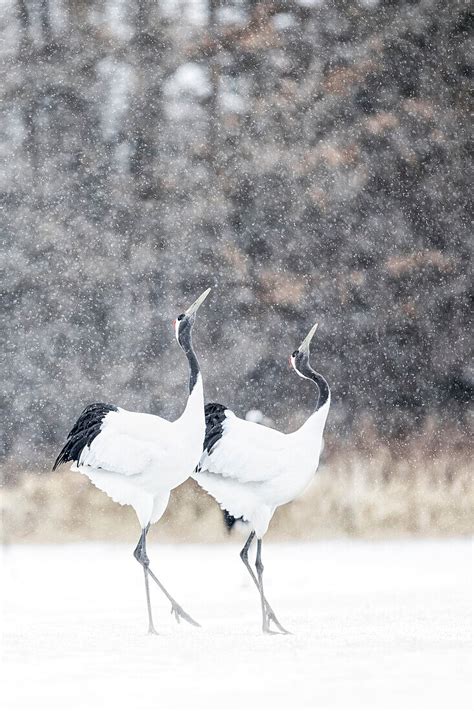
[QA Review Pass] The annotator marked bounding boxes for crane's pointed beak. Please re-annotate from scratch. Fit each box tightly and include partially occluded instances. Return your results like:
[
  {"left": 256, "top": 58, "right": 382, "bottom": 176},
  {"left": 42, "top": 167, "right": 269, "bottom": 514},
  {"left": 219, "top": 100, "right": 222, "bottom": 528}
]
[
  {"left": 184, "top": 288, "right": 211, "bottom": 317},
  {"left": 298, "top": 322, "right": 318, "bottom": 355}
]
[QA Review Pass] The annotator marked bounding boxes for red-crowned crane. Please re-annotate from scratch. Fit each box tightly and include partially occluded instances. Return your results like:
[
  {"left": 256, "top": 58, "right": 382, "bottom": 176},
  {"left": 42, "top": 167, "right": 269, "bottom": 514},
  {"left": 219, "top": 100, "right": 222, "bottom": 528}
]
[
  {"left": 193, "top": 323, "right": 330, "bottom": 634},
  {"left": 53, "top": 289, "right": 211, "bottom": 634}
]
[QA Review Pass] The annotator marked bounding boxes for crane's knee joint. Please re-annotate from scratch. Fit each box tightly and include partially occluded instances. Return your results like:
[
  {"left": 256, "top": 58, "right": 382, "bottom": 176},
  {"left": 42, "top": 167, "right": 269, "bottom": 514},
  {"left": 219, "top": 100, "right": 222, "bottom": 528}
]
[
  {"left": 240, "top": 547, "right": 249, "bottom": 563},
  {"left": 133, "top": 544, "right": 149, "bottom": 567},
  {"left": 255, "top": 558, "right": 264, "bottom": 575}
]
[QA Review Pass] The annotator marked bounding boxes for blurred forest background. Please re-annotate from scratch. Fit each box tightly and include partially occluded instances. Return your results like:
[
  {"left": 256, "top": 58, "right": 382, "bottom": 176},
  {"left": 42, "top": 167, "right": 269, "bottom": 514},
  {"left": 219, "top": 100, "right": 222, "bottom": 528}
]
[{"left": 1, "top": 0, "right": 472, "bottom": 541}]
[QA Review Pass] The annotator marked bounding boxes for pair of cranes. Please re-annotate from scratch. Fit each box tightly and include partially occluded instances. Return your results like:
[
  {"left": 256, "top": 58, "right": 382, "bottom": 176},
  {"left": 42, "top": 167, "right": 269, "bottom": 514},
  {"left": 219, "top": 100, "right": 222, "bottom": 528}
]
[{"left": 53, "top": 289, "right": 330, "bottom": 635}]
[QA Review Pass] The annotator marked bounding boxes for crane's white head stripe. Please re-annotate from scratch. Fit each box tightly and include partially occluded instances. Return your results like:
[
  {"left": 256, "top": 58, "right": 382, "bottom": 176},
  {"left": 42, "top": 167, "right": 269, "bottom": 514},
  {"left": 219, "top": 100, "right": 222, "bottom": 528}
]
[{"left": 290, "top": 355, "right": 307, "bottom": 379}]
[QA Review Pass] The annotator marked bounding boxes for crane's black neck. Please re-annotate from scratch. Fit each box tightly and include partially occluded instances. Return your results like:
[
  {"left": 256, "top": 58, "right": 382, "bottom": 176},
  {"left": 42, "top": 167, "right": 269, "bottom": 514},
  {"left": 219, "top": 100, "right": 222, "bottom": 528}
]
[
  {"left": 296, "top": 359, "right": 330, "bottom": 412},
  {"left": 178, "top": 327, "right": 200, "bottom": 394}
]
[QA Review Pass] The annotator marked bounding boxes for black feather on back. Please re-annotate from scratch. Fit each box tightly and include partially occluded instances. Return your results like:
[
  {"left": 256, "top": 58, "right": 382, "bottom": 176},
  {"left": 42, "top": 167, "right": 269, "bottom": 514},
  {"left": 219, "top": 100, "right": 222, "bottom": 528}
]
[
  {"left": 202, "top": 402, "right": 227, "bottom": 455},
  {"left": 53, "top": 402, "right": 118, "bottom": 471}
]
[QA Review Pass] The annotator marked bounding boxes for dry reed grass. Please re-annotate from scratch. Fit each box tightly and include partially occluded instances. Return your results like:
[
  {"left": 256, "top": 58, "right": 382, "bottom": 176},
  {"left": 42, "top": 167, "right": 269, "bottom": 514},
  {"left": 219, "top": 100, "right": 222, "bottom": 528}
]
[{"left": 1, "top": 445, "right": 472, "bottom": 544}]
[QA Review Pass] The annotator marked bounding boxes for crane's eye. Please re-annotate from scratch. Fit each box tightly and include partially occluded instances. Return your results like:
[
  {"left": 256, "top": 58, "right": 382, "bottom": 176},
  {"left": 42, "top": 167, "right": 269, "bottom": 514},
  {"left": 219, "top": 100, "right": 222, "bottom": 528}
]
[
  {"left": 177, "top": 314, "right": 185, "bottom": 321},
  {"left": 292, "top": 350, "right": 299, "bottom": 358}
]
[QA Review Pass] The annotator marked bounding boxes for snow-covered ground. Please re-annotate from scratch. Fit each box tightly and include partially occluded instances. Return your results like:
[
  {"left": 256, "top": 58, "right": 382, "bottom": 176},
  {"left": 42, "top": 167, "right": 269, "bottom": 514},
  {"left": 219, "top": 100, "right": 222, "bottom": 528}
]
[{"left": 1, "top": 540, "right": 472, "bottom": 710}]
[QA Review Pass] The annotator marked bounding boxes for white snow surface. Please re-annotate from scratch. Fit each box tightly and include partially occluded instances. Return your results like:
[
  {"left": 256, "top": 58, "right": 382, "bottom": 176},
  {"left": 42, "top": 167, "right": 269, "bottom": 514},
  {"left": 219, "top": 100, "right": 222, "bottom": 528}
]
[{"left": 1, "top": 539, "right": 472, "bottom": 711}]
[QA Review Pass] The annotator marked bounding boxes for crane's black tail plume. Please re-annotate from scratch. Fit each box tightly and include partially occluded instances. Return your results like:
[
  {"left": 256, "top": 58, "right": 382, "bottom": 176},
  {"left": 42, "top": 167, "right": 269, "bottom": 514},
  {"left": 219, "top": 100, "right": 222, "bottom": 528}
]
[
  {"left": 53, "top": 402, "right": 117, "bottom": 470},
  {"left": 201, "top": 403, "right": 244, "bottom": 533},
  {"left": 202, "top": 402, "right": 227, "bottom": 454},
  {"left": 223, "top": 509, "right": 243, "bottom": 532}
]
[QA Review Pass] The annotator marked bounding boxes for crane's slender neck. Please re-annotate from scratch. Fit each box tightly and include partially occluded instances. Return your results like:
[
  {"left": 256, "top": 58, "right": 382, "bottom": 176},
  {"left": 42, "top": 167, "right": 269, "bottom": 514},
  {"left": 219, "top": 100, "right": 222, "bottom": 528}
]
[
  {"left": 296, "top": 360, "right": 330, "bottom": 413},
  {"left": 179, "top": 328, "right": 200, "bottom": 394}
]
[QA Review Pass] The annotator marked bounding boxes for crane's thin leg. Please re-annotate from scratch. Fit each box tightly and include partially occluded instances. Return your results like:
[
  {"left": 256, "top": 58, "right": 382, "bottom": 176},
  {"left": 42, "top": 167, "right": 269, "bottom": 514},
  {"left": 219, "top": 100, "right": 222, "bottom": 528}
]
[
  {"left": 255, "top": 539, "right": 290, "bottom": 635},
  {"left": 239, "top": 531, "right": 258, "bottom": 586},
  {"left": 133, "top": 527, "right": 158, "bottom": 634},
  {"left": 134, "top": 528, "right": 200, "bottom": 628},
  {"left": 239, "top": 532, "right": 290, "bottom": 634}
]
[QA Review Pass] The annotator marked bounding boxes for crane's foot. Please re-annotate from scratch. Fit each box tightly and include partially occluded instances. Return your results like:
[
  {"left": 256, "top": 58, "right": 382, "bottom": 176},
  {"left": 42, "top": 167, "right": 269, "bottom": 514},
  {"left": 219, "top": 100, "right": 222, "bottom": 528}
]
[
  {"left": 145, "top": 566, "right": 201, "bottom": 628},
  {"left": 147, "top": 624, "right": 159, "bottom": 636},
  {"left": 263, "top": 605, "right": 291, "bottom": 635},
  {"left": 170, "top": 602, "right": 201, "bottom": 627}
]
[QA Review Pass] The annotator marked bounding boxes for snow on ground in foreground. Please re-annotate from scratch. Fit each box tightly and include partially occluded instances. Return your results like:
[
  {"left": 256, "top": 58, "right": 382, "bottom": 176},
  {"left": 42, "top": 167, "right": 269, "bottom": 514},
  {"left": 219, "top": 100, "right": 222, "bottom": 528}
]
[{"left": 1, "top": 540, "right": 472, "bottom": 711}]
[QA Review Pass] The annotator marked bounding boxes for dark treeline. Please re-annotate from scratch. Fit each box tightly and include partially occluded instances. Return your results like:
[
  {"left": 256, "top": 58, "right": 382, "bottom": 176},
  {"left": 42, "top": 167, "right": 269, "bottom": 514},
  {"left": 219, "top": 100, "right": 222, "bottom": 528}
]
[{"left": 1, "top": 0, "right": 471, "bottom": 469}]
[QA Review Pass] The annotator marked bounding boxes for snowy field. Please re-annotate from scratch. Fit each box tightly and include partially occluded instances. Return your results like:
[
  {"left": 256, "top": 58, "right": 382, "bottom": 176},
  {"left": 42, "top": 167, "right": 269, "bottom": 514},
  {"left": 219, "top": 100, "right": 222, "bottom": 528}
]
[{"left": 1, "top": 539, "right": 472, "bottom": 711}]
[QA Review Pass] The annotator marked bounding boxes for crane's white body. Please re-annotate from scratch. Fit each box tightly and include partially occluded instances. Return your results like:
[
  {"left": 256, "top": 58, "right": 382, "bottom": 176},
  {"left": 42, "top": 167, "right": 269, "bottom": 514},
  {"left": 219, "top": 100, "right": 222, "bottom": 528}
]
[
  {"left": 74, "top": 375, "right": 205, "bottom": 528},
  {"left": 194, "top": 396, "right": 330, "bottom": 537}
]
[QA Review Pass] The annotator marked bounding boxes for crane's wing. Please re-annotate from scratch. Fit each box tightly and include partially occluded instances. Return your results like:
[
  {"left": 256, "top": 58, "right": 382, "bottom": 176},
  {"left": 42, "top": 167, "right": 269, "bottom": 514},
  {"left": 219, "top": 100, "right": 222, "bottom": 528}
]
[
  {"left": 196, "top": 402, "right": 288, "bottom": 484},
  {"left": 53, "top": 402, "right": 173, "bottom": 477}
]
